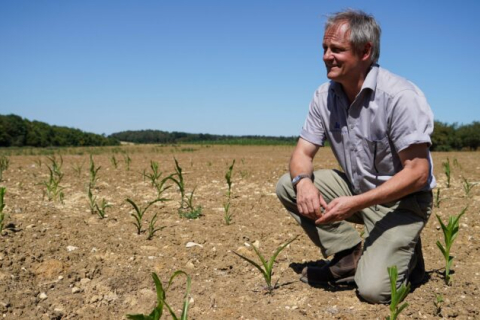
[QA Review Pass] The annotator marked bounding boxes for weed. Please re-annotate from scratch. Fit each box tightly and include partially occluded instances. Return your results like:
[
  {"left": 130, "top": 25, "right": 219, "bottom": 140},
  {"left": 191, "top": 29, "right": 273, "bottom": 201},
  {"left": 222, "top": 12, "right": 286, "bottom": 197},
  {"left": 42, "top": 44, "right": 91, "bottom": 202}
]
[
  {"left": 442, "top": 158, "right": 451, "bottom": 188},
  {"left": 0, "top": 187, "right": 6, "bottom": 234},
  {"left": 95, "top": 198, "right": 111, "bottom": 219},
  {"left": 111, "top": 155, "right": 118, "bottom": 169},
  {"left": 126, "top": 271, "right": 191, "bottom": 320},
  {"left": 126, "top": 198, "right": 166, "bottom": 235},
  {"left": 386, "top": 265, "right": 411, "bottom": 320},
  {"left": 147, "top": 213, "right": 166, "bottom": 240},
  {"left": 436, "top": 207, "right": 467, "bottom": 285},
  {"left": 462, "top": 177, "right": 476, "bottom": 197},
  {"left": 233, "top": 236, "right": 298, "bottom": 293},
  {"left": 43, "top": 156, "right": 65, "bottom": 203},
  {"left": 0, "top": 155, "right": 10, "bottom": 181},
  {"left": 89, "top": 155, "right": 101, "bottom": 188}
]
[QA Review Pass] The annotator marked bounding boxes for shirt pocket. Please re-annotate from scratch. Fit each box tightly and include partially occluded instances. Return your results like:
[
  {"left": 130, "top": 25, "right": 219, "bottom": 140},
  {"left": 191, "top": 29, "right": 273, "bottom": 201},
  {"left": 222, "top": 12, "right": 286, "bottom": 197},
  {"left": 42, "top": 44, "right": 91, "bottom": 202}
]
[{"left": 358, "top": 134, "right": 394, "bottom": 175}]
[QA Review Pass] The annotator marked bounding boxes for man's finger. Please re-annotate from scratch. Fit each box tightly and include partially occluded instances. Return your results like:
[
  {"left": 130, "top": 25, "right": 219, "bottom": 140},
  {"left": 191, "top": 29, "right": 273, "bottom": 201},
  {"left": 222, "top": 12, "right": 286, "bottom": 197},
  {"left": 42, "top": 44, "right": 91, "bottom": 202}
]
[{"left": 319, "top": 194, "right": 328, "bottom": 210}]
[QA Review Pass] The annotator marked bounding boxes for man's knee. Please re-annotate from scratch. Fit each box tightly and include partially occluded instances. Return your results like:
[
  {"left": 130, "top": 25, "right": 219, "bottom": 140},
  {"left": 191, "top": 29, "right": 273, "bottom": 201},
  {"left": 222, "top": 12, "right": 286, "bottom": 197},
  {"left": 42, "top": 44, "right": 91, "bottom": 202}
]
[
  {"left": 355, "top": 277, "right": 391, "bottom": 304},
  {"left": 275, "top": 173, "right": 293, "bottom": 202}
]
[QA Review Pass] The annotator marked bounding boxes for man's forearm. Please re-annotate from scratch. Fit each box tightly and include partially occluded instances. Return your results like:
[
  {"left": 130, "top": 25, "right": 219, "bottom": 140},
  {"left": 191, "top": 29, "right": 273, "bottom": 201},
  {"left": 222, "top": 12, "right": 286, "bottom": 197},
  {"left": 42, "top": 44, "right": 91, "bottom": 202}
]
[{"left": 351, "top": 159, "right": 429, "bottom": 212}]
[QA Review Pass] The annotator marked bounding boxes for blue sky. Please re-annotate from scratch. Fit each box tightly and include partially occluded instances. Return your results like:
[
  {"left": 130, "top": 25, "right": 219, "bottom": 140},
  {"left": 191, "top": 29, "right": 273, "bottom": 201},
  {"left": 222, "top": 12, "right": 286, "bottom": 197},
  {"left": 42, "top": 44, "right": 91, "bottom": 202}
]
[{"left": 1, "top": 1, "right": 479, "bottom": 136}]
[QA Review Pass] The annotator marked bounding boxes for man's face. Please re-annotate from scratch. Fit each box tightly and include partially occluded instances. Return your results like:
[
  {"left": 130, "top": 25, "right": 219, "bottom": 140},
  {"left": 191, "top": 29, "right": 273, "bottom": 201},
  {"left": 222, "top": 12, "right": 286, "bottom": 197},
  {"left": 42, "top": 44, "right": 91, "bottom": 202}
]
[{"left": 322, "top": 23, "right": 363, "bottom": 84}]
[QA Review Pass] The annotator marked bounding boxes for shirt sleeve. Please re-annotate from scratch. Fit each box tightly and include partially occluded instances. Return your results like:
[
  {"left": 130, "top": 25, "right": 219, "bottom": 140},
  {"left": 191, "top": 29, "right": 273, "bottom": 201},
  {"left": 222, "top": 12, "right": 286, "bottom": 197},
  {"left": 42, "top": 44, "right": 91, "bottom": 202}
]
[
  {"left": 388, "top": 88, "right": 434, "bottom": 152},
  {"left": 300, "top": 92, "right": 326, "bottom": 146}
]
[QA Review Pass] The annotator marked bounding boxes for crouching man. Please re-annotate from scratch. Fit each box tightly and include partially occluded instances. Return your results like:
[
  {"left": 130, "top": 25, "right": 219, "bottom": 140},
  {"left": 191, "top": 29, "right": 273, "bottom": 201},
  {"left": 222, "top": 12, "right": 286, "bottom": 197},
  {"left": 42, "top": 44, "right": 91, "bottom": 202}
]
[{"left": 276, "top": 9, "right": 435, "bottom": 303}]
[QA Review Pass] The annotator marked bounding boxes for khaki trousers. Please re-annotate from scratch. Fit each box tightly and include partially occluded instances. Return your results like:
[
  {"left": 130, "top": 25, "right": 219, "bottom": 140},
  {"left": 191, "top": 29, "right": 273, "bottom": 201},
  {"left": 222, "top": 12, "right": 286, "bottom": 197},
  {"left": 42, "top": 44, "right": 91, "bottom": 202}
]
[{"left": 276, "top": 169, "right": 432, "bottom": 303}]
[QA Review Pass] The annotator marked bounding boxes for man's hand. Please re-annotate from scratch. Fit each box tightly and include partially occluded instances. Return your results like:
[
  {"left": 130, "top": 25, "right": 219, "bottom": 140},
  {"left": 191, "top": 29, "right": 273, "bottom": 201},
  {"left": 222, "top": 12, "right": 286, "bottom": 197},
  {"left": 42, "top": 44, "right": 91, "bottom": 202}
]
[
  {"left": 315, "top": 196, "right": 358, "bottom": 224},
  {"left": 296, "top": 178, "right": 328, "bottom": 220}
]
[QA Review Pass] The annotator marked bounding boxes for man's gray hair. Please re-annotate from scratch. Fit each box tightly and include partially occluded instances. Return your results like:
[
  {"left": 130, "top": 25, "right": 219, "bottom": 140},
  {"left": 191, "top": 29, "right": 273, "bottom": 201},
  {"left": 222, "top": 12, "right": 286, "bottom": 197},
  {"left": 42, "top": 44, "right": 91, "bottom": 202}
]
[{"left": 325, "top": 9, "right": 381, "bottom": 64}]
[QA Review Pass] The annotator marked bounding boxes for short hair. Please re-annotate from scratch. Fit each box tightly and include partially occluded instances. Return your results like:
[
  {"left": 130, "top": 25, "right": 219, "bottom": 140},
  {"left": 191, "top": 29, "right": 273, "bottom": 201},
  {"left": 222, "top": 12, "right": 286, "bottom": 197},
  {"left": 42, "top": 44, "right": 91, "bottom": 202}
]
[{"left": 325, "top": 9, "right": 381, "bottom": 64}]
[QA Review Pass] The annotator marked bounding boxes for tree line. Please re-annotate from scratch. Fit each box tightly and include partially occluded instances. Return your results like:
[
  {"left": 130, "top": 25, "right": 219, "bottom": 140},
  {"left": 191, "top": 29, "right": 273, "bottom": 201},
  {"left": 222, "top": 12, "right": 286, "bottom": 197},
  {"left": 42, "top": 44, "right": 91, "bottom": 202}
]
[
  {"left": 0, "top": 114, "right": 119, "bottom": 147},
  {"left": 1, "top": 114, "right": 479, "bottom": 150},
  {"left": 109, "top": 129, "right": 298, "bottom": 145}
]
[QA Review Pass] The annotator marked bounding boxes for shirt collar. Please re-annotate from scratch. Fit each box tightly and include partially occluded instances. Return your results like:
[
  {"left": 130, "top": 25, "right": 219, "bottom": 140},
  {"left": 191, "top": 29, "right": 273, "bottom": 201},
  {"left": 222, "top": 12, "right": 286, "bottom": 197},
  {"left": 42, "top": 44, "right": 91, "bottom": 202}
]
[{"left": 330, "top": 64, "right": 380, "bottom": 96}]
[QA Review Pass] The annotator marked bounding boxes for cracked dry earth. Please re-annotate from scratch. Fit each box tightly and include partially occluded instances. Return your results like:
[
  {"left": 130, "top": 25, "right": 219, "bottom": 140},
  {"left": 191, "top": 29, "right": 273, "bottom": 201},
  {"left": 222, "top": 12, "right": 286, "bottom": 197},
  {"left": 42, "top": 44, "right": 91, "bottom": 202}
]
[{"left": 0, "top": 145, "right": 479, "bottom": 319}]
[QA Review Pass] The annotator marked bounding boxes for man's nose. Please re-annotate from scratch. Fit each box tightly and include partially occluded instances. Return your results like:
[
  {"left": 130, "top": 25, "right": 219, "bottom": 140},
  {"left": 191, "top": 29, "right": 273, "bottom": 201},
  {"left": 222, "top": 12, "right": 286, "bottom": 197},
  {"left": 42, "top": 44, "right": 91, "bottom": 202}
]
[{"left": 323, "top": 48, "right": 333, "bottom": 61}]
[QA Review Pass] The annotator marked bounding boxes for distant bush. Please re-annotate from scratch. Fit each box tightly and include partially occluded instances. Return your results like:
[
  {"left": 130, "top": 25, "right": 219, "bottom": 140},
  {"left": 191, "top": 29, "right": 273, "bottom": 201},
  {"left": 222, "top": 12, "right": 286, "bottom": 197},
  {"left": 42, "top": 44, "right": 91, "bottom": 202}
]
[{"left": 431, "top": 121, "right": 480, "bottom": 151}]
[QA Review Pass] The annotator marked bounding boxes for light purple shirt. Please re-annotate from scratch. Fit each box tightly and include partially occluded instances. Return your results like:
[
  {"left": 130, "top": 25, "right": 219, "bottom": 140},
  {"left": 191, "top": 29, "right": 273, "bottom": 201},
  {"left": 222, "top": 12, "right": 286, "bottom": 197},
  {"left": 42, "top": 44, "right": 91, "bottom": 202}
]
[{"left": 301, "top": 65, "right": 436, "bottom": 194}]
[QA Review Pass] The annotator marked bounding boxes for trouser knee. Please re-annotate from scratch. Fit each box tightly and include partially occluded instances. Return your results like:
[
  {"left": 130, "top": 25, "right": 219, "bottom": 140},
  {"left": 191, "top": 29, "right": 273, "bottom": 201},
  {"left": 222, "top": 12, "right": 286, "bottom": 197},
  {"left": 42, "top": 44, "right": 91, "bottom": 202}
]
[
  {"left": 356, "top": 279, "right": 391, "bottom": 304},
  {"left": 275, "top": 173, "right": 293, "bottom": 203}
]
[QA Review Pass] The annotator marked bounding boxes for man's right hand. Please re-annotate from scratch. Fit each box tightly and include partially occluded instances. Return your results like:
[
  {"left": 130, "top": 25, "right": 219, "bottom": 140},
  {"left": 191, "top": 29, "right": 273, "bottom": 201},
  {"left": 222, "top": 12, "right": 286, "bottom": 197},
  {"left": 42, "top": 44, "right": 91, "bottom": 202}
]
[{"left": 295, "top": 178, "right": 328, "bottom": 220}]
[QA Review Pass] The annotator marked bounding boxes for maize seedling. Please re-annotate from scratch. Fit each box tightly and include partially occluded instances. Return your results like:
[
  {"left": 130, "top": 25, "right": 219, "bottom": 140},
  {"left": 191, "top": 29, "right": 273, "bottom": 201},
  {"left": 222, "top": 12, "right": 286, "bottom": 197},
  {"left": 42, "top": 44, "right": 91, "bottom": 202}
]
[
  {"left": 126, "top": 198, "right": 167, "bottom": 235},
  {"left": 225, "top": 159, "right": 235, "bottom": 199},
  {"left": 72, "top": 162, "right": 84, "bottom": 178},
  {"left": 434, "top": 188, "right": 444, "bottom": 209},
  {"left": 95, "top": 198, "right": 111, "bottom": 219},
  {"left": 233, "top": 236, "right": 298, "bottom": 293},
  {"left": 126, "top": 270, "right": 191, "bottom": 320},
  {"left": 87, "top": 185, "right": 96, "bottom": 214},
  {"left": 169, "top": 158, "right": 201, "bottom": 218},
  {"left": 43, "top": 156, "right": 65, "bottom": 203},
  {"left": 169, "top": 158, "right": 186, "bottom": 209},
  {"left": 386, "top": 265, "right": 411, "bottom": 320},
  {"left": 434, "top": 294, "right": 444, "bottom": 317},
  {"left": 0, "top": 155, "right": 9, "bottom": 182},
  {"left": 144, "top": 161, "right": 163, "bottom": 187},
  {"left": 442, "top": 158, "right": 451, "bottom": 188},
  {"left": 436, "top": 207, "right": 467, "bottom": 285},
  {"left": 223, "top": 159, "right": 235, "bottom": 225},
  {"left": 124, "top": 154, "right": 132, "bottom": 171},
  {"left": 147, "top": 212, "right": 166, "bottom": 240},
  {"left": 0, "top": 187, "right": 6, "bottom": 234},
  {"left": 462, "top": 177, "right": 476, "bottom": 197},
  {"left": 89, "top": 155, "right": 101, "bottom": 188},
  {"left": 110, "top": 155, "right": 118, "bottom": 169}
]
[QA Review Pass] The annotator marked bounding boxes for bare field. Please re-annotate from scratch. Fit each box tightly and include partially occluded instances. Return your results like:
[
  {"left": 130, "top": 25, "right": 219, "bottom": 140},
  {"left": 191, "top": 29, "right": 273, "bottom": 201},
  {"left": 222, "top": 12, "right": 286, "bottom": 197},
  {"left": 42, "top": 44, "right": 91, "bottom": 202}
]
[{"left": 0, "top": 145, "right": 479, "bottom": 319}]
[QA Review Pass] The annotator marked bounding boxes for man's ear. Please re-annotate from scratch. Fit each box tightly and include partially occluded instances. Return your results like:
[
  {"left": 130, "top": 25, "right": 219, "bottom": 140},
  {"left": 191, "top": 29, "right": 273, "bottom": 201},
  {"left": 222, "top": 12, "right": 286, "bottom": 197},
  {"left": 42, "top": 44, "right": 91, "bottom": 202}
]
[{"left": 361, "top": 42, "right": 373, "bottom": 61}]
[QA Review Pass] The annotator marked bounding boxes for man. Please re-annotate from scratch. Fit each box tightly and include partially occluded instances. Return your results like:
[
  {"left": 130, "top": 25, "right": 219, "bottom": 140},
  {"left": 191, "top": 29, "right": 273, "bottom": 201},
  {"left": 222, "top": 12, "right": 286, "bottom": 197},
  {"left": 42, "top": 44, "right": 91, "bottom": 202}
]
[{"left": 276, "top": 9, "right": 435, "bottom": 304}]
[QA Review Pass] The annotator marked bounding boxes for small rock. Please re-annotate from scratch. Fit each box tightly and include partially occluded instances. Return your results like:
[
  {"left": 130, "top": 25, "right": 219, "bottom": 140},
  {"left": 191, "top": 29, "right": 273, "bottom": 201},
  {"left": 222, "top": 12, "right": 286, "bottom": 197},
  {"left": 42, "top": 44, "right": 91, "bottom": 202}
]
[
  {"left": 66, "top": 246, "right": 78, "bottom": 252},
  {"left": 89, "top": 295, "right": 102, "bottom": 304},
  {"left": 91, "top": 248, "right": 98, "bottom": 253},
  {"left": 252, "top": 240, "right": 260, "bottom": 249},
  {"left": 72, "top": 287, "right": 81, "bottom": 294},
  {"left": 26, "top": 224, "right": 36, "bottom": 229},
  {"left": 186, "top": 242, "right": 203, "bottom": 248},
  {"left": 185, "top": 261, "right": 195, "bottom": 269},
  {"left": 39, "top": 292, "right": 48, "bottom": 300}
]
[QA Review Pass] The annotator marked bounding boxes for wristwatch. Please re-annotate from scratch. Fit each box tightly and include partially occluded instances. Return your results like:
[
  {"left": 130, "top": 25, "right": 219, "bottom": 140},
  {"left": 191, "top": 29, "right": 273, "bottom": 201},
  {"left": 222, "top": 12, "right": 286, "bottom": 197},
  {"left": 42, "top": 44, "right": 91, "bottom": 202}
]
[{"left": 292, "top": 174, "right": 312, "bottom": 188}]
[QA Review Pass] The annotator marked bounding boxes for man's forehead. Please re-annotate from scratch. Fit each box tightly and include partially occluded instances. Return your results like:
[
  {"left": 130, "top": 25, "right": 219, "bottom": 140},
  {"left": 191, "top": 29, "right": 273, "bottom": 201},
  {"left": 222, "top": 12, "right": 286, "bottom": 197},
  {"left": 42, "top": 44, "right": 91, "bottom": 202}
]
[{"left": 323, "top": 22, "right": 350, "bottom": 42}]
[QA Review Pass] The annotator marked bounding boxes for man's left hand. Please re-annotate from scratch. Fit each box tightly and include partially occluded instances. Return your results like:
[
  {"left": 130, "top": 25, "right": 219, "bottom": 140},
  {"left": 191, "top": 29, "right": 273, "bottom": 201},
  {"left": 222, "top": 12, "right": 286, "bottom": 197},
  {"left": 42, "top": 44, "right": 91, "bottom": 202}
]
[{"left": 315, "top": 196, "right": 358, "bottom": 224}]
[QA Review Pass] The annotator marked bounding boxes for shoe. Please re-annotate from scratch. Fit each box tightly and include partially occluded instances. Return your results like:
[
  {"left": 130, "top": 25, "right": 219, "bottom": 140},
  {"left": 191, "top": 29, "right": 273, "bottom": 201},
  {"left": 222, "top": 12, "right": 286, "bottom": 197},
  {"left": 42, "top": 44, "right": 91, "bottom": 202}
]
[
  {"left": 300, "top": 242, "right": 362, "bottom": 285},
  {"left": 408, "top": 237, "right": 425, "bottom": 286}
]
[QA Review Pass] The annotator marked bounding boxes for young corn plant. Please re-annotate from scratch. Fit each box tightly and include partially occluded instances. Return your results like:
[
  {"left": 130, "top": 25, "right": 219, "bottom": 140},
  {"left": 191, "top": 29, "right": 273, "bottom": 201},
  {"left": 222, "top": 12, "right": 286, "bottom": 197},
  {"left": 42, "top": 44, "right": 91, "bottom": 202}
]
[
  {"left": 124, "top": 154, "right": 132, "bottom": 171},
  {"left": 223, "top": 160, "right": 235, "bottom": 225},
  {"left": 72, "top": 162, "right": 84, "bottom": 178},
  {"left": 154, "top": 175, "right": 173, "bottom": 199},
  {"left": 0, "top": 187, "right": 6, "bottom": 234},
  {"left": 182, "top": 187, "right": 202, "bottom": 219},
  {"left": 87, "top": 185, "right": 97, "bottom": 214},
  {"left": 462, "top": 177, "right": 476, "bottom": 197},
  {"left": 0, "top": 155, "right": 10, "bottom": 182},
  {"left": 126, "top": 271, "right": 191, "bottom": 320},
  {"left": 43, "top": 155, "right": 65, "bottom": 203},
  {"left": 95, "top": 198, "right": 111, "bottom": 219},
  {"left": 434, "top": 294, "right": 444, "bottom": 317},
  {"left": 386, "top": 265, "right": 411, "bottom": 320},
  {"left": 147, "top": 212, "right": 166, "bottom": 240},
  {"left": 170, "top": 158, "right": 186, "bottom": 209},
  {"left": 144, "top": 161, "right": 163, "bottom": 187},
  {"left": 126, "top": 198, "right": 166, "bottom": 235},
  {"left": 436, "top": 207, "right": 467, "bottom": 285},
  {"left": 434, "top": 188, "right": 444, "bottom": 208},
  {"left": 110, "top": 155, "right": 118, "bottom": 169},
  {"left": 233, "top": 236, "right": 298, "bottom": 293},
  {"left": 89, "top": 155, "right": 101, "bottom": 189},
  {"left": 442, "top": 158, "right": 451, "bottom": 188}
]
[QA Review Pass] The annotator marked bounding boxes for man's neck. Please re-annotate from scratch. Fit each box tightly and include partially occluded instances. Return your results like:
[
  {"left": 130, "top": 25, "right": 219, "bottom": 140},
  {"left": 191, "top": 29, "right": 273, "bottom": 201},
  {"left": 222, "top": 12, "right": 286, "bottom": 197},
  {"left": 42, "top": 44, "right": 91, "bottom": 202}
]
[{"left": 340, "top": 65, "right": 371, "bottom": 105}]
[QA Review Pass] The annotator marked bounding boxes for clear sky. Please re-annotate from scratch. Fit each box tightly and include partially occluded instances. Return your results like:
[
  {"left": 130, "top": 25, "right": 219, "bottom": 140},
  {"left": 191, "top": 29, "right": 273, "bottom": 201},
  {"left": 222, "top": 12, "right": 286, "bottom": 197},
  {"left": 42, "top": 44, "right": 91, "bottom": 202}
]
[{"left": 1, "top": 0, "right": 479, "bottom": 137}]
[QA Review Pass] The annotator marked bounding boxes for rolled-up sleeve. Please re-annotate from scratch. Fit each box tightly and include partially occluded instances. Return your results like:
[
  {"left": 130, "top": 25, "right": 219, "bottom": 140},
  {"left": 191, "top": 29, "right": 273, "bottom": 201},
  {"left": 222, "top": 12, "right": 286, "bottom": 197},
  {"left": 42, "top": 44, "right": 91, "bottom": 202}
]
[{"left": 388, "top": 89, "right": 434, "bottom": 152}]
